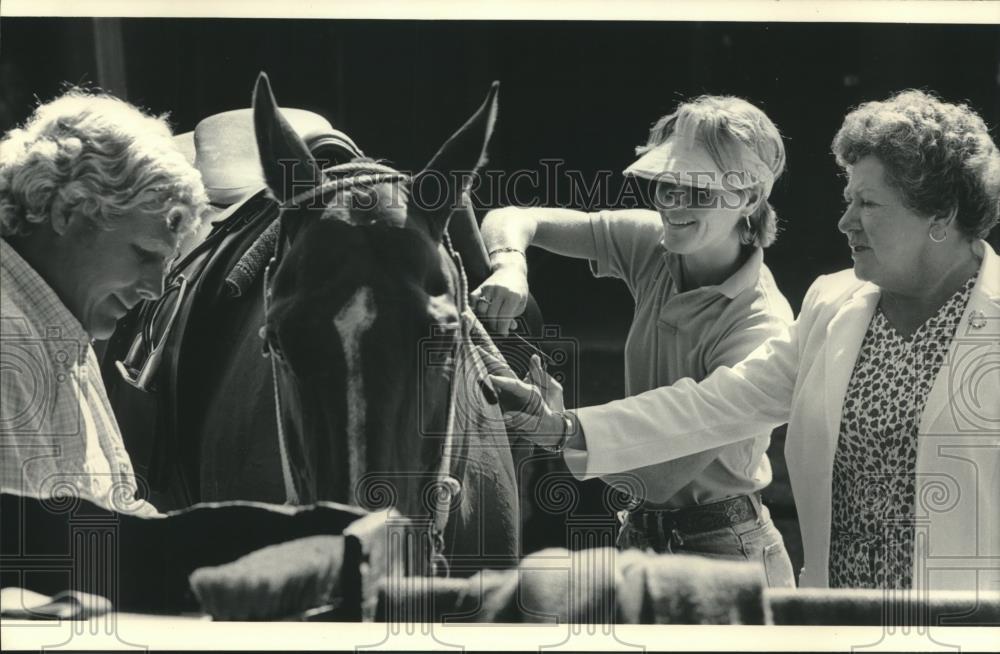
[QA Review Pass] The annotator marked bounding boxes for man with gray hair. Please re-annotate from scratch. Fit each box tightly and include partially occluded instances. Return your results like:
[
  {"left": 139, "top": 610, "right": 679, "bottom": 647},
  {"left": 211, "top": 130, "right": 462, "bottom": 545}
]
[{"left": 0, "top": 88, "right": 208, "bottom": 514}]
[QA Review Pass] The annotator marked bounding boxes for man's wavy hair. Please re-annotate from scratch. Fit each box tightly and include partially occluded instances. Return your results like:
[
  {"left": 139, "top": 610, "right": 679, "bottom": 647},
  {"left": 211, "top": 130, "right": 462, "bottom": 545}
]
[
  {"left": 832, "top": 89, "right": 1000, "bottom": 240},
  {"left": 0, "top": 88, "right": 208, "bottom": 238}
]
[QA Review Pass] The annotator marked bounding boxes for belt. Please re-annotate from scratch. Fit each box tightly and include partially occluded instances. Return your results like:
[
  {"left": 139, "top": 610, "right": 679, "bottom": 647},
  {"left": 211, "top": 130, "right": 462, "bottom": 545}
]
[{"left": 624, "top": 493, "right": 760, "bottom": 537}]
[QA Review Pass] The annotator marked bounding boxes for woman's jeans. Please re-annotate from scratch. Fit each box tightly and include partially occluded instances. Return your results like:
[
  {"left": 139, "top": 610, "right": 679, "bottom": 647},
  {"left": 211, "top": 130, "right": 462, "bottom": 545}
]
[{"left": 616, "top": 497, "right": 796, "bottom": 588}]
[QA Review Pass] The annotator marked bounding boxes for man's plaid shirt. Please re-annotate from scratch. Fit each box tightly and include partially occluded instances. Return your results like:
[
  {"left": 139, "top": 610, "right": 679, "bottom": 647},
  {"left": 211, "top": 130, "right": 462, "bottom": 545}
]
[{"left": 1, "top": 238, "right": 151, "bottom": 514}]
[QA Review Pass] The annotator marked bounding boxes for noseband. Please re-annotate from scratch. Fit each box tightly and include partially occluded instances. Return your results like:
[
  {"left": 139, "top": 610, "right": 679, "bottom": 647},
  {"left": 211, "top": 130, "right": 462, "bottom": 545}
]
[{"left": 262, "top": 160, "right": 466, "bottom": 576}]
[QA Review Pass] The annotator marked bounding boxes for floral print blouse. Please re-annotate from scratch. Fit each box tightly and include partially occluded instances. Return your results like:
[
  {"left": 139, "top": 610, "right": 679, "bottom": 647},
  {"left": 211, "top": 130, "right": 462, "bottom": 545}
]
[{"left": 829, "top": 271, "right": 978, "bottom": 589}]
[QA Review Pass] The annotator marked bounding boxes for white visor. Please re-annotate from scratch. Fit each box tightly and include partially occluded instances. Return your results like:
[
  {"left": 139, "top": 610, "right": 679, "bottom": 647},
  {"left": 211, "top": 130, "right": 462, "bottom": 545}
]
[{"left": 624, "top": 132, "right": 773, "bottom": 195}]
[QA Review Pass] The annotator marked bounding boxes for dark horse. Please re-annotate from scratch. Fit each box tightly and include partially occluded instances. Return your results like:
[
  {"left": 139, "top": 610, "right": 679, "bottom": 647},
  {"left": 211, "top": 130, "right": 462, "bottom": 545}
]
[{"left": 103, "top": 74, "right": 522, "bottom": 575}]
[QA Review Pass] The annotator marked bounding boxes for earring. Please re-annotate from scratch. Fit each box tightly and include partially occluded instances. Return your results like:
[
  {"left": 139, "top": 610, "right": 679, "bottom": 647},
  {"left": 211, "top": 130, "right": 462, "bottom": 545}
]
[
  {"left": 929, "top": 224, "right": 947, "bottom": 243},
  {"left": 739, "top": 214, "right": 754, "bottom": 245}
]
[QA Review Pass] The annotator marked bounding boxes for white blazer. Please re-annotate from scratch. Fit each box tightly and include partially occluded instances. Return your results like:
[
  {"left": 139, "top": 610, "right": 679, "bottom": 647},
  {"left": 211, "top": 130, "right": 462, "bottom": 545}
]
[{"left": 569, "top": 241, "right": 1000, "bottom": 592}]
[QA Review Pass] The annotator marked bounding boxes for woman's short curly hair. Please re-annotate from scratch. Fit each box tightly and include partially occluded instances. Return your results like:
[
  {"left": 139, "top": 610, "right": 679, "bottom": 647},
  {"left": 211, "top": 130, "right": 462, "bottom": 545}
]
[
  {"left": 832, "top": 89, "right": 1000, "bottom": 240},
  {"left": 640, "top": 95, "right": 787, "bottom": 248},
  {"left": 0, "top": 88, "right": 208, "bottom": 238}
]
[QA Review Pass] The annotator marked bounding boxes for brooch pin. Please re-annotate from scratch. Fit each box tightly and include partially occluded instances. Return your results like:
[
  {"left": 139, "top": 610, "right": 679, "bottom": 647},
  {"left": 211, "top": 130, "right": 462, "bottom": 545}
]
[{"left": 969, "top": 310, "right": 987, "bottom": 330}]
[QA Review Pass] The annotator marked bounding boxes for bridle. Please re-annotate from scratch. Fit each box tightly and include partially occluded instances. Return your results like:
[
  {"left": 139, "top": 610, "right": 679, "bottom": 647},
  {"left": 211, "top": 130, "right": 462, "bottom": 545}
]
[
  {"left": 113, "top": 188, "right": 275, "bottom": 394},
  {"left": 261, "top": 160, "right": 465, "bottom": 576},
  {"left": 282, "top": 161, "right": 409, "bottom": 211}
]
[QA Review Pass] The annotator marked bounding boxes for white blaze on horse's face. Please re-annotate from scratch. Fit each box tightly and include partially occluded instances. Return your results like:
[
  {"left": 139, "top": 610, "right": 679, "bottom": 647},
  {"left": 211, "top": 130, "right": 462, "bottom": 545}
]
[
  {"left": 332, "top": 286, "right": 377, "bottom": 497},
  {"left": 253, "top": 73, "right": 502, "bottom": 531}
]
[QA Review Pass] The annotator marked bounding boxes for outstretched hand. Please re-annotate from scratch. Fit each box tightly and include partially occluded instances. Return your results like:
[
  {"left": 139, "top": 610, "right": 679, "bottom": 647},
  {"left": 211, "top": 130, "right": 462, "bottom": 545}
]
[
  {"left": 479, "top": 347, "right": 566, "bottom": 448},
  {"left": 524, "top": 352, "right": 565, "bottom": 413}
]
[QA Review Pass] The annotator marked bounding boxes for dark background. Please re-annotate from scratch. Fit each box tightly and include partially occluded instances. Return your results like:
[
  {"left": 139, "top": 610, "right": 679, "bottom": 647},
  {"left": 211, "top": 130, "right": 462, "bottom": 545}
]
[
  {"left": 3, "top": 19, "right": 998, "bottom": 322},
  {"left": 3, "top": 18, "right": 998, "bottom": 566}
]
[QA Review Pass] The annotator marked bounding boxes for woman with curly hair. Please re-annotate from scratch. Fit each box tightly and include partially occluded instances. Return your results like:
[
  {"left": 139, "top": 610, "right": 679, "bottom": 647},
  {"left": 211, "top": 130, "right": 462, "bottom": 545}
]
[
  {"left": 0, "top": 89, "right": 207, "bottom": 513},
  {"left": 474, "top": 96, "right": 797, "bottom": 586},
  {"left": 495, "top": 89, "right": 1000, "bottom": 592}
]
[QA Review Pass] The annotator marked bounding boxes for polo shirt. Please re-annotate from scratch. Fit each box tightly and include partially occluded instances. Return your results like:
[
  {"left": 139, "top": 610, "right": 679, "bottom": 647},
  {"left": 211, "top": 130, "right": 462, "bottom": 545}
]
[
  {"left": 566, "top": 209, "right": 793, "bottom": 508},
  {"left": 1, "top": 238, "right": 152, "bottom": 515}
]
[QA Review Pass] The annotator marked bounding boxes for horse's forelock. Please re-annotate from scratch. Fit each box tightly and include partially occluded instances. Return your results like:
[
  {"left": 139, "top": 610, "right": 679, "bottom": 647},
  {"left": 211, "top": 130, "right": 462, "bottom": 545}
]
[{"left": 315, "top": 187, "right": 402, "bottom": 228}]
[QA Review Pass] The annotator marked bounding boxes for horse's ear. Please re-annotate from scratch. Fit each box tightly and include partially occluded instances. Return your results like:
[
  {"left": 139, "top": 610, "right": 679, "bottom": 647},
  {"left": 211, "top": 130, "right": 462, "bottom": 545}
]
[
  {"left": 410, "top": 81, "right": 499, "bottom": 242},
  {"left": 252, "top": 72, "right": 323, "bottom": 207}
]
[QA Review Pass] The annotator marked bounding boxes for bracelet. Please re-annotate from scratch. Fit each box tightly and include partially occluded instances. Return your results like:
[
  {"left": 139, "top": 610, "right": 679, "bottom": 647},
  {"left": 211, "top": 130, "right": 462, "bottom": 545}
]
[
  {"left": 488, "top": 247, "right": 526, "bottom": 260},
  {"left": 538, "top": 411, "right": 573, "bottom": 454}
]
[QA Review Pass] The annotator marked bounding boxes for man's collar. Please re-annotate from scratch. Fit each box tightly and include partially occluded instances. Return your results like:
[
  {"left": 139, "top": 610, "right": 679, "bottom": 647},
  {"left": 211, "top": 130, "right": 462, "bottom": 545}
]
[{"left": 1, "top": 237, "right": 91, "bottom": 345}]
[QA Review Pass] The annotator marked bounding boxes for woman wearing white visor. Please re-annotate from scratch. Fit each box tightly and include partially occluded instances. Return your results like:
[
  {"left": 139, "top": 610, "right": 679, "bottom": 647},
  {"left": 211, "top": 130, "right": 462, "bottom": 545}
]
[{"left": 472, "top": 96, "right": 796, "bottom": 586}]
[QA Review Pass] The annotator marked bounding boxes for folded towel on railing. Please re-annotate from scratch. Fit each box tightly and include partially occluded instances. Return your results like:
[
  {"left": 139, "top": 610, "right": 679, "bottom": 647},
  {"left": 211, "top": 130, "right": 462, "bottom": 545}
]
[
  {"left": 377, "top": 575, "right": 485, "bottom": 622},
  {"left": 378, "top": 548, "right": 767, "bottom": 624},
  {"left": 0, "top": 588, "right": 112, "bottom": 620},
  {"left": 189, "top": 535, "right": 345, "bottom": 620},
  {"left": 486, "top": 547, "right": 622, "bottom": 623},
  {"left": 767, "top": 588, "right": 1000, "bottom": 626},
  {"left": 617, "top": 549, "right": 768, "bottom": 624}
]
